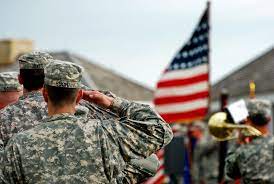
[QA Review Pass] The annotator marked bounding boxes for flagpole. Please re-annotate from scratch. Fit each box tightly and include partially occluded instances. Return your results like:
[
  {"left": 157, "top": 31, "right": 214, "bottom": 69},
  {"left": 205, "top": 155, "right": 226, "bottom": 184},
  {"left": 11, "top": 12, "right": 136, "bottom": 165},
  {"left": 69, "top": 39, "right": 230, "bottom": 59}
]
[{"left": 207, "top": 1, "right": 211, "bottom": 114}]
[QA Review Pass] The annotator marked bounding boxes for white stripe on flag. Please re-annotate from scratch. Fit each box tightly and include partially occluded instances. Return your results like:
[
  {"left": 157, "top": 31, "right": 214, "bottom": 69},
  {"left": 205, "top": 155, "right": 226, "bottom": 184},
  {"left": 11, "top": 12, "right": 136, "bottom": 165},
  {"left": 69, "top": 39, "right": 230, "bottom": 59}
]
[
  {"left": 155, "top": 98, "right": 208, "bottom": 114},
  {"left": 155, "top": 81, "right": 208, "bottom": 98},
  {"left": 145, "top": 167, "right": 165, "bottom": 184},
  {"left": 159, "top": 64, "right": 208, "bottom": 81}
]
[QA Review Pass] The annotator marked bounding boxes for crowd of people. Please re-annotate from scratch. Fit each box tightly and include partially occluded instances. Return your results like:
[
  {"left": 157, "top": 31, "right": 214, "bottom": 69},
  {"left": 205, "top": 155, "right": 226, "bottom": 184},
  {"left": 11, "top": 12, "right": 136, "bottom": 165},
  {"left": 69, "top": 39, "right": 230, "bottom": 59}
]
[
  {"left": 0, "top": 51, "right": 173, "bottom": 183},
  {"left": 190, "top": 99, "right": 274, "bottom": 184},
  {"left": 0, "top": 51, "right": 273, "bottom": 184},
  {"left": 225, "top": 99, "right": 274, "bottom": 183}
]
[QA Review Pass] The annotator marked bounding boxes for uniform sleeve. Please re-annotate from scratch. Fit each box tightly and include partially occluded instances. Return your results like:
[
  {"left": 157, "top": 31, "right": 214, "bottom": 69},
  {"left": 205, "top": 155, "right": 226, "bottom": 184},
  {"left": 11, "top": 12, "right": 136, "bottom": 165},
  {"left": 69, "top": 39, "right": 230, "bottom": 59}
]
[
  {"left": 0, "top": 151, "right": 7, "bottom": 184},
  {"left": 225, "top": 145, "right": 241, "bottom": 180},
  {"left": 192, "top": 143, "right": 203, "bottom": 184},
  {"left": 121, "top": 163, "right": 155, "bottom": 184},
  {"left": 1, "top": 138, "right": 25, "bottom": 183},
  {"left": 0, "top": 108, "right": 11, "bottom": 152},
  {"left": 103, "top": 97, "right": 173, "bottom": 159},
  {"left": 123, "top": 153, "right": 159, "bottom": 183}
]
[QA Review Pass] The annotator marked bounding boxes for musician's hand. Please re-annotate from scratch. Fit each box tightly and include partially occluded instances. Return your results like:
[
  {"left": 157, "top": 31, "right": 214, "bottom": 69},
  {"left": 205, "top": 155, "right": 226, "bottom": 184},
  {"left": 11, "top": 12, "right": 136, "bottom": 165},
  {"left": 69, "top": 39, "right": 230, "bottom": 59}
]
[
  {"left": 83, "top": 90, "right": 114, "bottom": 109},
  {"left": 237, "top": 131, "right": 250, "bottom": 144}
]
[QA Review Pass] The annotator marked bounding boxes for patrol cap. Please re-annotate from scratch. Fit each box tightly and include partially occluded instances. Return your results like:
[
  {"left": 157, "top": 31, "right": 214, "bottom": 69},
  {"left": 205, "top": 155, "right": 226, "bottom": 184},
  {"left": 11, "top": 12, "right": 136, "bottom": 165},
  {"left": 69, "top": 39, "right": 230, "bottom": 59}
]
[
  {"left": 0, "top": 72, "right": 22, "bottom": 92},
  {"left": 18, "top": 51, "right": 53, "bottom": 69},
  {"left": 246, "top": 99, "right": 271, "bottom": 125},
  {"left": 44, "top": 59, "right": 83, "bottom": 88}
]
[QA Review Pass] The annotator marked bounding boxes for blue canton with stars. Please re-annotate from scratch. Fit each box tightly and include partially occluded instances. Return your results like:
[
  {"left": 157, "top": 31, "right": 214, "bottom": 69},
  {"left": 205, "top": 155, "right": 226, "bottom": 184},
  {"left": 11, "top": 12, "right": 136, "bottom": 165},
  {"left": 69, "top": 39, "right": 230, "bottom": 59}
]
[{"left": 168, "top": 7, "right": 209, "bottom": 71}]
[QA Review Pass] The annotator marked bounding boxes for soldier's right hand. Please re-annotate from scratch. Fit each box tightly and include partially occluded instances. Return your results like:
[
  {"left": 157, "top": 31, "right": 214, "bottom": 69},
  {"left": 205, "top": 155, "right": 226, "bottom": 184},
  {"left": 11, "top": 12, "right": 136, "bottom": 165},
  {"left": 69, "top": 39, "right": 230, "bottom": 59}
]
[{"left": 83, "top": 90, "right": 114, "bottom": 109}]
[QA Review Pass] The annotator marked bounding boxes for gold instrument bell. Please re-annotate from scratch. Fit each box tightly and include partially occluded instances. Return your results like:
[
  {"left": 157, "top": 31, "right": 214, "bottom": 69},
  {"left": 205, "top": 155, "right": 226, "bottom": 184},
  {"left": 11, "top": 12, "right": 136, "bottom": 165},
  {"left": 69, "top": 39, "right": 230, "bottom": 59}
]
[{"left": 208, "top": 112, "right": 262, "bottom": 141}]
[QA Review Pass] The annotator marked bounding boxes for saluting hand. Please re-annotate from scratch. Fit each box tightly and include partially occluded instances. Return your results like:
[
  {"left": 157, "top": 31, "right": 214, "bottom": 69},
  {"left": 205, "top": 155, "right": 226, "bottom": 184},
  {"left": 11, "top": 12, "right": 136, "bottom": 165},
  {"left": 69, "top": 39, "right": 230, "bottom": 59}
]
[{"left": 83, "top": 90, "right": 114, "bottom": 109}]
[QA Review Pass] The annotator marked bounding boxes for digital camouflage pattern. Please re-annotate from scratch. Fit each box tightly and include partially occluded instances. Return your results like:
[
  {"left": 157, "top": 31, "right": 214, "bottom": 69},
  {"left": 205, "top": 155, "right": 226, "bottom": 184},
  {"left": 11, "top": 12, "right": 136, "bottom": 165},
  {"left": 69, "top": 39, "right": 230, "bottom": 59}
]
[
  {"left": 18, "top": 51, "right": 53, "bottom": 69},
  {"left": 192, "top": 134, "right": 219, "bottom": 184},
  {"left": 77, "top": 95, "right": 162, "bottom": 183},
  {"left": 0, "top": 92, "right": 112, "bottom": 149},
  {"left": 130, "top": 154, "right": 159, "bottom": 176},
  {"left": 123, "top": 154, "right": 160, "bottom": 183},
  {"left": 246, "top": 99, "right": 271, "bottom": 120},
  {"left": 2, "top": 96, "right": 173, "bottom": 183},
  {"left": 0, "top": 91, "right": 47, "bottom": 149},
  {"left": 225, "top": 135, "right": 274, "bottom": 184},
  {"left": 0, "top": 51, "right": 52, "bottom": 148},
  {"left": 0, "top": 72, "right": 22, "bottom": 92},
  {"left": 0, "top": 91, "right": 161, "bottom": 183},
  {"left": 44, "top": 60, "right": 83, "bottom": 88},
  {"left": 1, "top": 59, "right": 165, "bottom": 183}
]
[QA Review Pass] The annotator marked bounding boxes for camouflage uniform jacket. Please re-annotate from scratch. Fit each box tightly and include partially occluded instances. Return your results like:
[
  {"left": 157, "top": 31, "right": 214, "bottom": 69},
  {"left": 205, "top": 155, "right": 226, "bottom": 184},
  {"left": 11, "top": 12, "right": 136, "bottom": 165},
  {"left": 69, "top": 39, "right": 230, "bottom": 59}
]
[
  {"left": 0, "top": 91, "right": 121, "bottom": 149},
  {"left": 0, "top": 91, "right": 163, "bottom": 183},
  {"left": 2, "top": 97, "right": 173, "bottom": 184},
  {"left": 225, "top": 135, "right": 274, "bottom": 184},
  {"left": 192, "top": 136, "right": 219, "bottom": 184},
  {"left": 0, "top": 91, "right": 47, "bottom": 149}
]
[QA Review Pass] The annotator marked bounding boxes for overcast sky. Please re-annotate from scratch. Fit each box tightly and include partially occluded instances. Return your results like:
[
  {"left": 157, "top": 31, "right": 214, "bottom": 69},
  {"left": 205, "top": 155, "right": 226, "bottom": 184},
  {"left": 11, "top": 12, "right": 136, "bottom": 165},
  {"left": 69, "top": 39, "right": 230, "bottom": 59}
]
[{"left": 0, "top": 0, "right": 273, "bottom": 89}]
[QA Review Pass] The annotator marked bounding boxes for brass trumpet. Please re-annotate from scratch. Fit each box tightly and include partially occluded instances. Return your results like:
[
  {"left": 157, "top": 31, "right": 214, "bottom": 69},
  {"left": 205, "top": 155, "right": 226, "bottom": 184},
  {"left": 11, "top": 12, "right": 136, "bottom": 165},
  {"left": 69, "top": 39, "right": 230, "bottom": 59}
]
[{"left": 208, "top": 112, "right": 262, "bottom": 141}]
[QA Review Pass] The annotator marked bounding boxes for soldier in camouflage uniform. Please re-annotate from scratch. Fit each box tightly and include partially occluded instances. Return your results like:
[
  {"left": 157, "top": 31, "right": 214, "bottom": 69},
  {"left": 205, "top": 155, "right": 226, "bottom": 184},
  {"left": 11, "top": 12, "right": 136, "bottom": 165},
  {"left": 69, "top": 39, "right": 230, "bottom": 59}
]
[
  {"left": 225, "top": 99, "right": 274, "bottom": 184},
  {"left": 0, "top": 72, "right": 22, "bottom": 109},
  {"left": 76, "top": 93, "right": 162, "bottom": 183},
  {"left": 1, "top": 60, "right": 173, "bottom": 183},
  {"left": 0, "top": 51, "right": 162, "bottom": 183},
  {"left": 192, "top": 129, "right": 219, "bottom": 184},
  {"left": 0, "top": 51, "right": 52, "bottom": 149}
]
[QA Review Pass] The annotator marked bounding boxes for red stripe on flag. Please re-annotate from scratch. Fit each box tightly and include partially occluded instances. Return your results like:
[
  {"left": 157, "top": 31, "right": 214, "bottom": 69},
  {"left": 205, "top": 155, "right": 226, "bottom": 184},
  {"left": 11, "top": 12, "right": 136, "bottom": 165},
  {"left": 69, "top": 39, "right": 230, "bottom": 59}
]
[
  {"left": 154, "top": 174, "right": 166, "bottom": 184},
  {"left": 160, "top": 108, "right": 207, "bottom": 123},
  {"left": 157, "top": 164, "right": 164, "bottom": 172},
  {"left": 144, "top": 167, "right": 166, "bottom": 184},
  {"left": 154, "top": 91, "right": 209, "bottom": 105},
  {"left": 157, "top": 73, "right": 208, "bottom": 88}
]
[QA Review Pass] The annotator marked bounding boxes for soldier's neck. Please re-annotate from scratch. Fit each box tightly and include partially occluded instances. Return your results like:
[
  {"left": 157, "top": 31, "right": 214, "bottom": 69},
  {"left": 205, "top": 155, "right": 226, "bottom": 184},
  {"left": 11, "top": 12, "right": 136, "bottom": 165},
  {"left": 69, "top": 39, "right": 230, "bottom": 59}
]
[
  {"left": 23, "top": 88, "right": 43, "bottom": 95},
  {"left": 48, "top": 102, "right": 76, "bottom": 116}
]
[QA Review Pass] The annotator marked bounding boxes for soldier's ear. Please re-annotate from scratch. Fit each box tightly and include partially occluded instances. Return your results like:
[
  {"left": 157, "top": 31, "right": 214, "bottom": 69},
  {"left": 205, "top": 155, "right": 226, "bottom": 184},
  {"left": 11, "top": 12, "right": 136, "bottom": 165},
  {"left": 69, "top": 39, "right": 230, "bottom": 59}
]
[
  {"left": 42, "top": 87, "right": 48, "bottom": 103},
  {"left": 76, "top": 89, "right": 83, "bottom": 105}
]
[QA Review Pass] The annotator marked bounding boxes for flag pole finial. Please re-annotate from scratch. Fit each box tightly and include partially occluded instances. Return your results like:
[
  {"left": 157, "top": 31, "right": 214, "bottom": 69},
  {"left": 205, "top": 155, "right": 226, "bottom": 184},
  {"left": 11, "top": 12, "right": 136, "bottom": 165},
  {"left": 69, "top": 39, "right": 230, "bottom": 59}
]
[{"left": 249, "top": 80, "right": 256, "bottom": 99}]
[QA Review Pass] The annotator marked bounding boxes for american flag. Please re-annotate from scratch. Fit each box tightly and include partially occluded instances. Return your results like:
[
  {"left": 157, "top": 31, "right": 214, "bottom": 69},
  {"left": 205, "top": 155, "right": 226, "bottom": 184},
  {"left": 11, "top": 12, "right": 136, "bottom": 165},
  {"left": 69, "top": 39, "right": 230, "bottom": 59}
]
[
  {"left": 145, "top": 4, "right": 210, "bottom": 184},
  {"left": 154, "top": 5, "right": 210, "bottom": 123}
]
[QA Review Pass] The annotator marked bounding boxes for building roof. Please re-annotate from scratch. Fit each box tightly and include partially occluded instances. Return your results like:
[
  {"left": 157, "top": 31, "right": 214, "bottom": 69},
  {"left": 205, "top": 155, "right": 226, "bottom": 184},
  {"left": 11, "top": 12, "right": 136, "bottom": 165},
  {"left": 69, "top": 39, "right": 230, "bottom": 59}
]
[
  {"left": 51, "top": 52, "right": 154, "bottom": 101},
  {"left": 211, "top": 47, "right": 274, "bottom": 101},
  {"left": 0, "top": 51, "right": 154, "bottom": 101}
]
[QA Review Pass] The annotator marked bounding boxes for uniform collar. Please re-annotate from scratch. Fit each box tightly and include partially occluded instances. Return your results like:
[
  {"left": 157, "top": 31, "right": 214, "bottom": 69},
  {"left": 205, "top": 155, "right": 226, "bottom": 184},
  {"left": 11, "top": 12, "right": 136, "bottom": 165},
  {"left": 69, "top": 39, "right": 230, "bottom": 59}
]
[
  {"left": 19, "top": 91, "right": 42, "bottom": 100},
  {"left": 44, "top": 113, "right": 76, "bottom": 122},
  {"left": 250, "top": 134, "right": 272, "bottom": 142},
  {"left": 44, "top": 106, "right": 89, "bottom": 122}
]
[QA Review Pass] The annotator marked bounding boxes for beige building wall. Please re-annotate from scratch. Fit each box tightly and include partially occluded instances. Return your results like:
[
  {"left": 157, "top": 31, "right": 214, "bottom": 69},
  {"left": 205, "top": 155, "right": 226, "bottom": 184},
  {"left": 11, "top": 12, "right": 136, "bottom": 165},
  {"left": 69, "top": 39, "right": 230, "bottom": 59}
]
[{"left": 0, "top": 39, "right": 33, "bottom": 65}]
